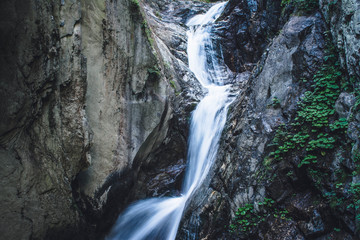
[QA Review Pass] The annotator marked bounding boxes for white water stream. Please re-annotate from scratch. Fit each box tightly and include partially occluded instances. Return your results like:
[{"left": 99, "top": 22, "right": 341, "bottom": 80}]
[{"left": 107, "top": 2, "right": 234, "bottom": 239}]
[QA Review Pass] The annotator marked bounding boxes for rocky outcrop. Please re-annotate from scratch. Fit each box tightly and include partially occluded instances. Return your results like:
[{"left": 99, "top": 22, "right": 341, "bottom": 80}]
[
  {"left": 0, "top": 0, "right": 182, "bottom": 238},
  {"left": 320, "top": 0, "right": 360, "bottom": 80},
  {"left": 0, "top": 0, "right": 214, "bottom": 238},
  {"left": 215, "top": 0, "right": 282, "bottom": 72},
  {"left": 179, "top": 0, "right": 360, "bottom": 239},
  {"left": 180, "top": 9, "right": 328, "bottom": 238}
]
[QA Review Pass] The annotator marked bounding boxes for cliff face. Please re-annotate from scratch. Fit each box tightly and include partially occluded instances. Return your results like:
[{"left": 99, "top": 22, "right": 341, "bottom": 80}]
[
  {"left": 180, "top": 0, "right": 360, "bottom": 239},
  {"left": 1, "top": 0, "right": 359, "bottom": 239},
  {"left": 321, "top": 0, "right": 360, "bottom": 80},
  {"left": 0, "top": 0, "right": 175, "bottom": 238},
  {"left": 0, "top": 0, "right": 206, "bottom": 238},
  {"left": 0, "top": 1, "right": 89, "bottom": 239}
]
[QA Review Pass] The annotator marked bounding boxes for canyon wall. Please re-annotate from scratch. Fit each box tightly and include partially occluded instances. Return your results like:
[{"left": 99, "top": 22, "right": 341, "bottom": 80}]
[
  {"left": 180, "top": 0, "right": 360, "bottom": 239},
  {"left": 0, "top": 0, "right": 176, "bottom": 238},
  {"left": 1, "top": 0, "right": 359, "bottom": 239}
]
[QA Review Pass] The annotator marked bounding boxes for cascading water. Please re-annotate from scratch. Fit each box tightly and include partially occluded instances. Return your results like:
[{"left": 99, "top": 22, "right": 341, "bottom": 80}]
[{"left": 107, "top": 2, "right": 235, "bottom": 239}]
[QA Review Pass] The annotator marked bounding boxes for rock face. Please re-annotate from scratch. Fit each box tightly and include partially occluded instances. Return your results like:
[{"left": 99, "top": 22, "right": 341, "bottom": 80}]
[
  {"left": 0, "top": 0, "right": 179, "bottom": 238},
  {"left": 215, "top": 0, "right": 282, "bottom": 72},
  {"left": 0, "top": 0, "right": 89, "bottom": 239},
  {"left": 180, "top": 8, "right": 328, "bottom": 238},
  {"left": 0, "top": 0, "right": 209, "bottom": 238},
  {"left": 179, "top": 0, "right": 360, "bottom": 239},
  {"left": 1, "top": 0, "right": 359, "bottom": 239},
  {"left": 320, "top": 0, "right": 360, "bottom": 80}
]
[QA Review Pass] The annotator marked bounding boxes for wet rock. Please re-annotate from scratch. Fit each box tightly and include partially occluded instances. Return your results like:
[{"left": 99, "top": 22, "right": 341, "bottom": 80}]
[
  {"left": 262, "top": 220, "right": 305, "bottom": 240},
  {"left": 146, "top": 158, "right": 186, "bottom": 197}
]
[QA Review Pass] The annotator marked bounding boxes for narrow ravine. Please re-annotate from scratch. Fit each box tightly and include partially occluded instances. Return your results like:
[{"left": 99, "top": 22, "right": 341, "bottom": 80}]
[{"left": 107, "top": 2, "right": 234, "bottom": 239}]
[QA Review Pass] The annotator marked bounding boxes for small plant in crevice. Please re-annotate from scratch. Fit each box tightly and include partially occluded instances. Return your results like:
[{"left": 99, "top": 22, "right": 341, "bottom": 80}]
[
  {"left": 268, "top": 97, "right": 281, "bottom": 109},
  {"left": 147, "top": 66, "right": 160, "bottom": 75},
  {"left": 142, "top": 20, "right": 155, "bottom": 47},
  {"left": 129, "top": 0, "right": 140, "bottom": 11},
  {"left": 229, "top": 198, "right": 291, "bottom": 236},
  {"left": 281, "top": 0, "right": 319, "bottom": 14},
  {"left": 169, "top": 80, "right": 176, "bottom": 90},
  {"left": 295, "top": 0, "right": 319, "bottom": 13},
  {"left": 147, "top": 66, "right": 161, "bottom": 82},
  {"left": 169, "top": 79, "right": 181, "bottom": 96},
  {"left": 349, "top": 183, "right": 360, "bottom": 230}
]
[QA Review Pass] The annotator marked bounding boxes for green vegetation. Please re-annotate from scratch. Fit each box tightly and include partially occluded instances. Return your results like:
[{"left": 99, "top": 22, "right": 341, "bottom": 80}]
[
  {"left": 129, "top": 0, "right": 140, "bottom": 13},
  {"left": 269, "top": 97, "right": 281, "bottom": 109},
  {"left": 323, "top": 181, "right": 360, "bottom": 232},
  {"left": 147, "top": 66, "right": 161, "bottom": 80},
  {"left": 128, "top": 0, "right": 155, "bottom": 49},
  {"left": 155, "top": 11, "right": 161, "bottom": 19},
  {"left": 142, "top": 20, "right": 155, "bottom": 47},
  {"left": 263, "top": 29, "right": 360, "bottom": 234},
  {"left": 130, "top": 0, "right": 140, "bottom": 10},
  {"left": 265, "top": 33, "right": 344, "bottom": 169},
  {"left": 169, "top": 79, "right": 181, "bottom": 95},
  {"left": 147, "top": 66, "right": 160, "bottom": 75},
  {"left": 281, "top": 0, "right": 319, "bottom": 14},
  {"left": 295, "top": 0, "right": 319, "bottom": 13},
  {"left": 229, "top": 198, "right": 290, "bottom": 236},
  {"left": 349, "top": 183, "right": 360, "bottom": 226}
]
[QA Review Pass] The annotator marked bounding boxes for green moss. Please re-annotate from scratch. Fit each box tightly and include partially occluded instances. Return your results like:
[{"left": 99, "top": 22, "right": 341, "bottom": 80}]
[
  {"left": 142, "top": 20, "right": 155, "bottom": 47},
  {"left": 129, "top": 0, "right": 141, "bottom": 16},
  {"left": 169, "top": 80, "right": 176, "bottom": 89},
  {"left": 296, "top": 0, "right": 319, "bottom": 13},
  {"left": 147, "top": 66, "right": 160, "bottom": 81},
  {"left": 130, "top": 0, "right": 139, "bottom": 10}
]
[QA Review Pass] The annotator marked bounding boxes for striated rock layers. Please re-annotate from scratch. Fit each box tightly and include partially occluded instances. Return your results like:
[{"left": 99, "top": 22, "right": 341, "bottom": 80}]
[
  {"left": 0, "top": 0, "right": 194, "bottom": 238},
  {"left": 0, "top": 0, "right": 90, "bottom": 239}
]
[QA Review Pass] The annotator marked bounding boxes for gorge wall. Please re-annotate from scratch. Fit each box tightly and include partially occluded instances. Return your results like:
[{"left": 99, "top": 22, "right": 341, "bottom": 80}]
[
  {"left": 179, "top": 0, "right": 360, "bottom": 239},
  {"left": 0, "top": 0, "right": 206, "bottom": 238},
  {"left": 0, "top": 0, "right": 359, "bottom": 239},
  {"left": 0, "top": 0, "right": 178, "bottom": 238}
]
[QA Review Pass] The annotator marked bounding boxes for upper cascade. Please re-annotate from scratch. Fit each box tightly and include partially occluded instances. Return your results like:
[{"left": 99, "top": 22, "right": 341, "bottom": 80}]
[
  {"left": 186, "top": 2, "right": 226, "bottom": 27},
  {"left": 187, "top": 2, "right": 230, "bottom": 86}
]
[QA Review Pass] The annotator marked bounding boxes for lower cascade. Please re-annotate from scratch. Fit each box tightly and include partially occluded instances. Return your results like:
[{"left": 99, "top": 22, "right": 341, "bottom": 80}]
[{"left": 107, "top": 2, "right": 235, "bottom": 239}]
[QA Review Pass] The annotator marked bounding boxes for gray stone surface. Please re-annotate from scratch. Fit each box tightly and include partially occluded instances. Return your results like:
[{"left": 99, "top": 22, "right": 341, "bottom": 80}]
[
  {"left": 179, "top": 11, "right": 328, "bottom": 240},
  {"left": 0, "top": 0, "right": 89, "bottom": 239},
  {"left": 320, "top": 0, "right": 360, "bottom": 80},
  {"left": 0, "top": 0, "right": 209, "bottom": 238},
  {"left": 0, "top": 0, "right": 173, "bottom": 238}
]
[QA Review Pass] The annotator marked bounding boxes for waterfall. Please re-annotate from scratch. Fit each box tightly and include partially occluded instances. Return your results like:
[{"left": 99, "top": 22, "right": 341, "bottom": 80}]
[{"left": 107, "top": 2, "right": 234, "bottom": 239}]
